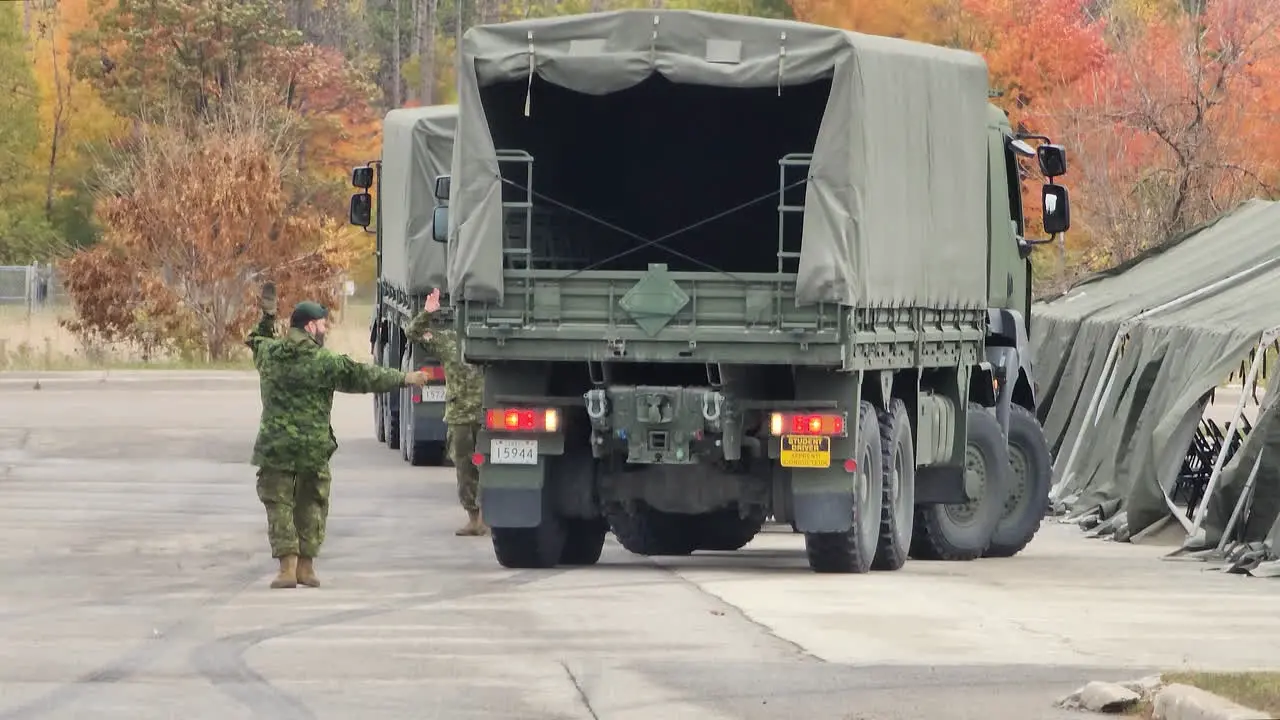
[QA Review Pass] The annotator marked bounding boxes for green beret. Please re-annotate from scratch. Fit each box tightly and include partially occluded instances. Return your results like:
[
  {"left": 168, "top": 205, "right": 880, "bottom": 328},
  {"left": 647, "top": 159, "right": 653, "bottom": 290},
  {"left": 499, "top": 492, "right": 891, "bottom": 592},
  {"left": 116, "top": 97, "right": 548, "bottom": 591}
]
[{"left": 290, "top": 300, "right": 329, "bottom": 328}]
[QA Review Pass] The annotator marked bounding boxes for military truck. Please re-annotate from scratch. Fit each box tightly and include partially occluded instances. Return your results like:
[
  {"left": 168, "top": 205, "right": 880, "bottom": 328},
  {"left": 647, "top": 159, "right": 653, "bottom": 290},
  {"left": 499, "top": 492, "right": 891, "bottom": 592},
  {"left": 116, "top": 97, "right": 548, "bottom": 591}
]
[
  {"left": 348, "top": 105, "right": 458, "bottom": 466},
  {"left": 431, "top": 11, "right": 1068, "bottom": 573}
]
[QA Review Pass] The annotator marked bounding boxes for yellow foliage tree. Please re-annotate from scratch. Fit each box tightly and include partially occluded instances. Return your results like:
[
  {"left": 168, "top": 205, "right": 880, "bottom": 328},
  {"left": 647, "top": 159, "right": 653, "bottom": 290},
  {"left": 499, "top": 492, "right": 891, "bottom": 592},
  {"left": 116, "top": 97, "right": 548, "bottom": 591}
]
[{"left": 26, "top": 0, "right": 126, "bottom": 222}]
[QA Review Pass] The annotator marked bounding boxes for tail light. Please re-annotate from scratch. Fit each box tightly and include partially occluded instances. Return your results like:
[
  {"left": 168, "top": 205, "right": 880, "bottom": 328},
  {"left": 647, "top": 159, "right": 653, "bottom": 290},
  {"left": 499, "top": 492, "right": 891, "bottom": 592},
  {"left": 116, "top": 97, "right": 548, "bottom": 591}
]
[
  {"left": 769, "top": 412, "right": 846, "bottom": 437},
  {"left": 419, "top": 365, "right": 446, "bottom": 381},
  {"left": 485, "top": 408, "right": 559, "bottom": 433}
]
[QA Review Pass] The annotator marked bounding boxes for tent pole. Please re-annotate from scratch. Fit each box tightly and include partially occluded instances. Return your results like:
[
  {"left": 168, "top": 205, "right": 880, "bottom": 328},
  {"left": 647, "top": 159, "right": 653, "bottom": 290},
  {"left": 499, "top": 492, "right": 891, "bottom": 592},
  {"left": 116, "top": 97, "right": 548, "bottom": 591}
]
[
  {"left": 1216, "top": 452, "right": 1263, "bottom": 552},
  {"left": 1191, "top": 325, "right": 1280, "bottom": 532},
  {"left": 1050, "top": 259, "right": 1280, "bottom": 504}
]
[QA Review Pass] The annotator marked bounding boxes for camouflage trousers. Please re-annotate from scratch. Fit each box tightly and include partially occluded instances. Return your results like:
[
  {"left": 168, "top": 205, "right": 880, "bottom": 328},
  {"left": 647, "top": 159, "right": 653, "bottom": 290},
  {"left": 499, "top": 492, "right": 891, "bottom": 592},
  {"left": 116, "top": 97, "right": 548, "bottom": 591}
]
[
  {"left": 446, "top": 423, "right": 481, "bottom": 513},
  {"left": 256, "top": 466, "right": 331, "bottom": 558}
]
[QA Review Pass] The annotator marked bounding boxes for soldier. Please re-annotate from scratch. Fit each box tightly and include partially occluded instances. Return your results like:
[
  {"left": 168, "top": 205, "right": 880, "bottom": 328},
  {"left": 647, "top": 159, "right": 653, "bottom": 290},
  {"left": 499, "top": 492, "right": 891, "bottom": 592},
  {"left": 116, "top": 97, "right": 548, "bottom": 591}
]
[
  {"left": 247, "top": 283, "right": 429, "bottom": 589},
  {"left": 407, "top": 287, "right": 487, "bottom": 536}
]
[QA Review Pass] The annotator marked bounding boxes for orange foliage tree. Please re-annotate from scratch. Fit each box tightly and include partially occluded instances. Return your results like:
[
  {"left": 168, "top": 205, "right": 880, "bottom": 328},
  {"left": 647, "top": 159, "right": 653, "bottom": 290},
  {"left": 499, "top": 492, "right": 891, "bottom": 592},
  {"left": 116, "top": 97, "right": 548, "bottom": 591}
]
[
  {"left": 1038, "top": 0, "right": 1280, "bottom": 265},
  {"left": 788, "top": 0, "right": 962, "bottom": 45},
  {"left": 59, "top": 87, "right": 358, "bottom": 362},
  {"left": 786, "top": 0, "right": 1280, "bottom": 283},
  {"left": 260, "top": 43, "right": 382, "bottom": 178}
]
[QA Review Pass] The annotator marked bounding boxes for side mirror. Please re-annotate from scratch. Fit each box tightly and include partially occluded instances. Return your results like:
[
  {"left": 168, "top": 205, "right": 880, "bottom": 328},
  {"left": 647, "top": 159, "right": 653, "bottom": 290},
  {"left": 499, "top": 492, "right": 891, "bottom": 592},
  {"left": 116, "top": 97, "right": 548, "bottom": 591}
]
[
  {"left": 351, "top": 165, "right": 374, "bottom": 189},
  {"left": 349, "top": 192, "right": 372, "bottom": 228},
  {"left": 431, "top": 205, "right": 449, "bottom": 243},
  {"left": 434, "top": 175, "right": 451, "bottom": 202},
  {"left": 1042, "top": 183, "right": 1070, "bottom": 235},
  {"left": 1037, "top": 144, "right": 1067, "bottom": 178}
]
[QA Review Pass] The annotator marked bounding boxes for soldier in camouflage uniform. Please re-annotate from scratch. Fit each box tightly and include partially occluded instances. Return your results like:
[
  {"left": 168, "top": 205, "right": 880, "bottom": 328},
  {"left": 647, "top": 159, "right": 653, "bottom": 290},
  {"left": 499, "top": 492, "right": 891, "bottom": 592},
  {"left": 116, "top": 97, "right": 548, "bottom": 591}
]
[
  {"left": 407, "top": 287, "right": 487, "bottom": 536},
  {"left": 248, "top": 284, "right": 429, "bottom": 589}
]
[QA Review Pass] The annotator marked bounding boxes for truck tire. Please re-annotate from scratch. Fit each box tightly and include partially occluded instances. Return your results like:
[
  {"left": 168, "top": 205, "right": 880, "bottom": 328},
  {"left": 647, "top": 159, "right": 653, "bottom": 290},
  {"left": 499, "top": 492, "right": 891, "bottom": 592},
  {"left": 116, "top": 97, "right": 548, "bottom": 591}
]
[
  {"left": 559, "top": 518, "right": 608, "bottom": 565},
  {"left": 984, "top": 404, "right": 1052, "bottom": 558},
  {"left": 803, "top": 401, "right": 883, "bottom": 573},
  {"left": 400, "top": 389, "right": 411, "bottom": 462},
  {"left": 694, "top": 507, "right": 765, "bottom": 551},
  {"left": 605, "top": 504, "right": 698, "bottom": 556},
  {"left": 382, "top": 347, "right": 400, "bottom": 450},
  {"left": 374, "top": 393, "right": 386, "bottom": 443},
  {"left": 872, "top": 399, "right": 914, "bottom": 571},
  {"left": 383, "top": 392, "right": 400, "bottom": 449},
  {"left": 910, "top": 403, "right": 1010, "bottom": 561},
  {"left": 491, "top": 514, "right": 566, "bottom": 569},
  {"left": 408, "top": 440, "right": 446, "bottom": 467}
]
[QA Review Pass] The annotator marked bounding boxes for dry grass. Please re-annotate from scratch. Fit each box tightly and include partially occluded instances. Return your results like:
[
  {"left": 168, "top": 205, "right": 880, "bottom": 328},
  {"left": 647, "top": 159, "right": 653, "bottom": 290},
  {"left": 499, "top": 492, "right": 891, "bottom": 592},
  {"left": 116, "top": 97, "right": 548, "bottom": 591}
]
[
  {"left": 0, "top": 302, "right": 375, "bottom": 371},
  {"left": 1130, "top": 672, "right": 1280, "bottom": 718},
  {"left": 1164, "top": 672, "right": 1280, "bottom": 715}
]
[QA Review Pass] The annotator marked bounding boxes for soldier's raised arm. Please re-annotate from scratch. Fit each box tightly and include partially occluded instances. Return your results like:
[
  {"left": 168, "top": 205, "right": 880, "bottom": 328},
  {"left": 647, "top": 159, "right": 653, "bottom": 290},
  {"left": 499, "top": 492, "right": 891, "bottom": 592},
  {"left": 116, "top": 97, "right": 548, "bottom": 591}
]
[
  {"left": 407, "top": 288, "right": 464, "bottom": 372},
  {"left": 246, "top": 282, "right": 279, "bottom": 367},
  {"left": 405, "top": 306, "right": 447, "bottom": 345}
]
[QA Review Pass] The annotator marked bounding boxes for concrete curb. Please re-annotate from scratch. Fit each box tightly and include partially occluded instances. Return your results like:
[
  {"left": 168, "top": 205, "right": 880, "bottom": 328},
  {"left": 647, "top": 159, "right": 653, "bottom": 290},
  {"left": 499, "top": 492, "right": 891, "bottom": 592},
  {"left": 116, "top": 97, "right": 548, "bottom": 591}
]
[
  {"left": 1056, "top": 677, "right": 1274, "bottom": 719},
  {"left": 1153, "top": 684, "right": 1273, "bottom": 720},
  {"left": 0, "top": 370, "right": 257, "bottom": 382}
]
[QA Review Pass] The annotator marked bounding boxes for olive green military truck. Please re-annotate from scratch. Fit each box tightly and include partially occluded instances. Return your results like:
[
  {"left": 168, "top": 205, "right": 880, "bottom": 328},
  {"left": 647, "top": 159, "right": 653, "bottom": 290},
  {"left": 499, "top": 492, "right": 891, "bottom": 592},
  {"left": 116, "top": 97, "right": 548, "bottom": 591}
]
[
  {"left": 430, "top": 10, "right": 1069, "bottom": 573},
  {"left": 348, "top": 105, "right": 458, "bottom": 467}
]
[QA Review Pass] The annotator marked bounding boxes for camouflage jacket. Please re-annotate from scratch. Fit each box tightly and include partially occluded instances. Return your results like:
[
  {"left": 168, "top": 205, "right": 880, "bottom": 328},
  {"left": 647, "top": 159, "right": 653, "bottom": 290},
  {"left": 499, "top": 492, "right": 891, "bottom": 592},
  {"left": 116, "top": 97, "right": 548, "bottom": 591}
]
[
  {"left": 247, "top": 315, "right": 407, "bottom": 472},
  {"left": 406, "top": 309, "right": 483, "bottom": 425}
]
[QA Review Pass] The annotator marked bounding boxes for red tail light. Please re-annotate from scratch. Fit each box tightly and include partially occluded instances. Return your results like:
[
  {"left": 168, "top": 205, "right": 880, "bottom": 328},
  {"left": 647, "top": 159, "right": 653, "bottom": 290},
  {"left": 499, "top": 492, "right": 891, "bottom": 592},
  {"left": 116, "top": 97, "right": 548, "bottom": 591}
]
[
  {"left": 485, "top": 408, "right": 560, "bottom": 432},
  {"left": 769, "top": 412, "right": 846, "bottom": 436},
  {"left": 419, "top": 365, "right": 446, "bottom": 381}
]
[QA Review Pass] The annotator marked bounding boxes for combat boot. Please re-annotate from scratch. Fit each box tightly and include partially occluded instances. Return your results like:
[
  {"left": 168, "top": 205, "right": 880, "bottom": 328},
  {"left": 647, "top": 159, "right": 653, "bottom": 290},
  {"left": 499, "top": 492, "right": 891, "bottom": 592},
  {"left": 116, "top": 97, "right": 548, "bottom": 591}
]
[
  {"left": 270, "top": 554, "right": 298, "bottom": 589},
  {"left": 455, "top": 509, "right": 489, "bottom": 536},
  {"left": 296, "top": 556, "right": 321, "bottom": 588}
]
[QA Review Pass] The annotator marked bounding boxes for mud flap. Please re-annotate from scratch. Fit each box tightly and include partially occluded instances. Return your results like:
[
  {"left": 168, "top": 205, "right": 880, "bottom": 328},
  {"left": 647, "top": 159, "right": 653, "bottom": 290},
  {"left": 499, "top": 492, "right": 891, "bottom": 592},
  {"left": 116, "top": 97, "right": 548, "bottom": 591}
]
[
  {"left": 790, "top": 469, "right": 855, "bottom": 533},
  {"left": 479, "top": 463, "right": 545, "bottom": 528}
]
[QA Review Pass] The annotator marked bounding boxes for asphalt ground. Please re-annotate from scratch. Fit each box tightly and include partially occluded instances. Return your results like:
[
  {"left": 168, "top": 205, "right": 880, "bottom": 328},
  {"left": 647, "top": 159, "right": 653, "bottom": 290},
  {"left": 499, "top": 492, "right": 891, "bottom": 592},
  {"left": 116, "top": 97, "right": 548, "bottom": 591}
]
[{"left": 1, "top": 371, "right": 1276, "bottom": 719}]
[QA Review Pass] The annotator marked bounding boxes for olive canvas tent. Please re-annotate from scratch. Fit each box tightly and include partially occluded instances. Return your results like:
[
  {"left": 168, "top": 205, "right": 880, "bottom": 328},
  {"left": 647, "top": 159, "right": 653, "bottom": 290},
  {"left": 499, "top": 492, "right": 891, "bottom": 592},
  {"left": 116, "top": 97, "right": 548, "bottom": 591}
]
[{"left": 1030, "top": 199, "right": 1280, "bottom": 573}]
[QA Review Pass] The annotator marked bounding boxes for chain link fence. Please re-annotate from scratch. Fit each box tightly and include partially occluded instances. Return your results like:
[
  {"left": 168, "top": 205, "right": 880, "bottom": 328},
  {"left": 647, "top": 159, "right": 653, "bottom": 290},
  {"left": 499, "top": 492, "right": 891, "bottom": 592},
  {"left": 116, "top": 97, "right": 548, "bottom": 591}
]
[
  {"left": 0, "top": 263, "right": 65, "bottom": 311},
  {"left": 1, "top": 265, "right": 365, "bottom": 369}
]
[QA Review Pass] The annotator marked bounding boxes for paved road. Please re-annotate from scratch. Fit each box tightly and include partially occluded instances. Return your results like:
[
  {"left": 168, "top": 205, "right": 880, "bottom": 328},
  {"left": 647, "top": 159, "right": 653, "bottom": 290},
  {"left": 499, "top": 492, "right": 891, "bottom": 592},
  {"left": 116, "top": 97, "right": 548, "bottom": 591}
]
[{"left": 1, "top": 371, "right": 1276, "bottom": 720}]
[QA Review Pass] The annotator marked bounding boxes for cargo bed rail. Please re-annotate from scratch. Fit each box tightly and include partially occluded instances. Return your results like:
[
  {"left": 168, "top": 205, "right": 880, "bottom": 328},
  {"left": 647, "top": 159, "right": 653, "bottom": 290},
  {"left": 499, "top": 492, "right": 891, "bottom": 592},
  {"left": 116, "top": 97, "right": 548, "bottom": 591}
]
[{"left": 464, "top": 150, "right": 983, "bottom": 368}]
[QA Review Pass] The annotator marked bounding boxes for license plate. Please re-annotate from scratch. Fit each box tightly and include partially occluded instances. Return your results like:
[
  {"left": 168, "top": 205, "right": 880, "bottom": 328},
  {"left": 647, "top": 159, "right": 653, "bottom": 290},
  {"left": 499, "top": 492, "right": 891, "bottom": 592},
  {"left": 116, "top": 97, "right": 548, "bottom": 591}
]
[
  {"left": 780, "top": 435, "right": 831, "bottom": 468},
  {"left": 490, "top": 438, "right": 538, "bottom": 465},
  {"left": 419, "top": 385, "right": 446, "bottom": 402}
]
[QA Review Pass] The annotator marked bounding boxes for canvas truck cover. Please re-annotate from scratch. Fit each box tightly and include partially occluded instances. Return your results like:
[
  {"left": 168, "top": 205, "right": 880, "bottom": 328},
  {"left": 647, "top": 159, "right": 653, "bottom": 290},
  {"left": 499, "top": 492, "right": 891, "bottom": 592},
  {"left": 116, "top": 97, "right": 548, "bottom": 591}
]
[
  {"left": 379, "top": 105, "right": 457, "bottom": 294},
  {"left": 447, "top": 10, "right": 991, "bottom": 308}
]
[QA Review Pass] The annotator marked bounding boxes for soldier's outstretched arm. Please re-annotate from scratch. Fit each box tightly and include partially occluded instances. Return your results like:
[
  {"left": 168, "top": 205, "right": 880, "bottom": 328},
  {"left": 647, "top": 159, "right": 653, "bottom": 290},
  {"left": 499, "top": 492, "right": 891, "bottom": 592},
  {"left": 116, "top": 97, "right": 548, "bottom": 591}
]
[{"left": 326, "top": 351, "right": 417, "bottom": 394}]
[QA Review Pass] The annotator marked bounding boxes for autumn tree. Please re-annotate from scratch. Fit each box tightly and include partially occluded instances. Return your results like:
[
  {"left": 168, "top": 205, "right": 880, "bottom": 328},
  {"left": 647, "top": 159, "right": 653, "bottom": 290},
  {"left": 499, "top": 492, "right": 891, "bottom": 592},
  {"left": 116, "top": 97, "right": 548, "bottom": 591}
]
[
  {"left": 74, "top": 0, "right": 302, "bottom": 118},
  {"left": 1040, "top": 0, "right": 1280, "bottom": 265},
  {"left": 27, "top": 0, "right": 126, "bottom": 252},
  {"left": 0, "top": 1, "right": 55, "bottom": 264},
  {"left": 60, "top": 86, "right": 359, "bottom": 361},
  {"left": 788, "top": 0, "right": 959, "bottom": 44},
  {"left": 259, "top": 43, "right": 381, "bottom": 176}
]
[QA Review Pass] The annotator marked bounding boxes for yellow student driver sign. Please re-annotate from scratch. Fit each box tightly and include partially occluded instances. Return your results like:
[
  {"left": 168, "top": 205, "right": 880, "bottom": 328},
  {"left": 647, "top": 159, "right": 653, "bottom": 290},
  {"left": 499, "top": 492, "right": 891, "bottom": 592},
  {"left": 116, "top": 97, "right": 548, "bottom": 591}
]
[{"left": 780, "top": 435, "right": 832, "bottom": 468}]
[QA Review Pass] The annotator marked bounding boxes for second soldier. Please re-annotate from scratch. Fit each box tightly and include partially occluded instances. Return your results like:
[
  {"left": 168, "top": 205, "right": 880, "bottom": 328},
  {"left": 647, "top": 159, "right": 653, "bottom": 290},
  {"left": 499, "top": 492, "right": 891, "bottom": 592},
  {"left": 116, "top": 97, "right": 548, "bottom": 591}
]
[{"left": 408, "top": 287, "right": 487, "bottom": 536}]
